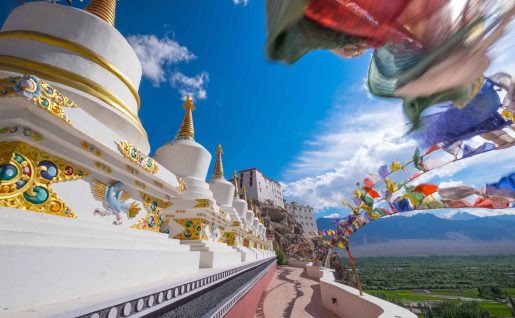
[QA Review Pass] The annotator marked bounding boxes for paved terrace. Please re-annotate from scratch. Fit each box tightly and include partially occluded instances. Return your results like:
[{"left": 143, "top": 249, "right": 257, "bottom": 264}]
[{"left": 255, "top": 266, "right": 338, "bottom": 318}]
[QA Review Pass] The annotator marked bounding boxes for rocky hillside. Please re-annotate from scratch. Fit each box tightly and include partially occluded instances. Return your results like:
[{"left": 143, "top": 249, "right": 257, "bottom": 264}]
[{"left": 253, "top": 200, "right": 314, "bottom": 261}]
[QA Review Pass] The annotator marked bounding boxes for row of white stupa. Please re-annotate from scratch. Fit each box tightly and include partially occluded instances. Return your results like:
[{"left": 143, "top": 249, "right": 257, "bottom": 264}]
[
  {"left": 0, "top": 0, "right": 274, "bottom": 313},
  {"left": 155, "top": 95, "right": 274, "bottom": 267}
]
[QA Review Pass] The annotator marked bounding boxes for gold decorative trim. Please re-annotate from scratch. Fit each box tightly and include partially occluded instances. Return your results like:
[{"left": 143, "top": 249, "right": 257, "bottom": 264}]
[
  {"left": 174, "top": 217, "right": 210, "bottom": 240},
  {"left": 0, "top": 141, "right": 88, "bottom": 217},
  {"left": 125, "top": 165, "right": 139, "bottom": 175},
  {"left": 116, "top": 141, "right": 158, "bottom": 174},
  {"left": 0, "top": 31, "right": 140, "bottom": 108},
  {"left": 222, "top": 231, "right": 237, "bottom": 246},
  {"left": 0, "top": 55, "right": 147, "bottom": 138},
  {"left": 134, "top": 180, "right": 146, "bottom": 189},
  {"left": 0, "top": 126, "right": 43, "bottom": 142},
  {"left": 176, "top": 177, "right": 187, "bottom": 192},
  {"left": 94, "top": 161, "right": 112, "bottom": 174},
  {"left": 193, "top": 198, "right": 213, "bottom": 208},
  {"left": 132, "top": 192, "right": 171, "bottom": 232},
  {"left": 213, "top": 144, "right": 224, "bottom": 179},
  {"left": 81, "top": 141, "right": 101, "bottom": 157},
  {"left": 176, "top": 96, "right": 195, "bottom": 140},
  {"left": 1, "top": 75, "right": 76, "bottom": 124},
  {"left": 86, "top": 0, "right": 116, "bottom": 26}
]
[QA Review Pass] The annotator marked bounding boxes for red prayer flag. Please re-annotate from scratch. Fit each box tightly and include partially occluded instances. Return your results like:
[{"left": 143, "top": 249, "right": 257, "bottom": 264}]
[
  {"left": 363, "top": 177, "right": 375, "bottom": 189},
  {"left": 305, "top": 0, "right": 417, "bottom": 47},
  {"left": 412, "top": 184, "right": 439, "bottom": 196},
  {"left": 423, "top": 144, "right": 440, "bottom": 156},
  {"left": 365, "top": 187, "right": 381, "bottom": 198}
]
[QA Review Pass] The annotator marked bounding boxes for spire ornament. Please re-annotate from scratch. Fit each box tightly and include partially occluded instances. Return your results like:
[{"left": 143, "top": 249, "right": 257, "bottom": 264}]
[
  {"left": 175, "top": 96, "right": 195, "bottom": 140},
  {"left": 213, "top": 144, "right": 224, "bottom": 179},
  {"left": 242, "top": 185, "right": 248, "bottom": 202},
  {"left": 85, "top": 0, "right": 116, "bottom": 26},
  {"left": 232, "top": 170, "right": 239, "bottom": 197}
]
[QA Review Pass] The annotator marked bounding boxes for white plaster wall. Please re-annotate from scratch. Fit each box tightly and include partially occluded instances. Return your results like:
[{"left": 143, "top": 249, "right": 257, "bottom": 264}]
[
  {"left": 209, "top": 179, "right": 234, "bottom": 207},
  {"left": 319, "top": 269, "right": 417, "bottom": 318},
  {"left": 233, "top": 198, "right": 248, "bottom": 219},
  {"left": 239, "top": 169, "right": 284, "bottom": 208},
  {"left": 245, "top": 210, "right": 254, "bottom": 225},
  {"left": 285, "top": 202, "right": 318, "bottom": 234},
  {"left": 0, "top": 71, "right": 150, "bottom": 153},
  {"left": 0, "top": 207, "right": 200, "bottom": 312},
  {"left": 2, "top": 2, "right": 142, "bottom": 87},
  {"left": 0, "top": 3, "right": 149, "bottom": 151},
  {"left": 0, "top": 39, "right": 138, "bottom": 116},
  {"left": 154, "top": 140, "right": 212, "bottom": 181}
]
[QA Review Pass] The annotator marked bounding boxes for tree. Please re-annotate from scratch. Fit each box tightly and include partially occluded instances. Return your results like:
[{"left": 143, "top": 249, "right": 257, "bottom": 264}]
[{"left": 422, "top": 302, "right": 490, "bottom": 318}]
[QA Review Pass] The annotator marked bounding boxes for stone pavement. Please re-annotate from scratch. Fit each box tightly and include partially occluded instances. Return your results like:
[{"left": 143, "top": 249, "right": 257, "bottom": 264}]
[{"left": 255, "top": 266, "right": 338, "bottom": 318}]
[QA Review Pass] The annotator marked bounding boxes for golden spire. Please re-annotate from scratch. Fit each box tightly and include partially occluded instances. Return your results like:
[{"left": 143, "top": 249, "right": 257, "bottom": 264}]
[
  {"left": 243, "top": 185, "right": 248, "bottom": 202},
  {"left": 213, "top": 144, "right": 224, "bottom": 179},
  {"left": 85, "top": 0, "right": 116, "bottom": 26},
  {"left": 232, "top": 170, "right": 239, "bottom": 197},
  {"left": 176, "top": 96, "right": 195, "bottom": 140}
]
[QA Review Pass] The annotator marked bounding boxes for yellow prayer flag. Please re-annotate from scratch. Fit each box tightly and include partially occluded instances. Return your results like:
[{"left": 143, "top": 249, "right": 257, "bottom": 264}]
[{"left": 391, "top": 161, "right": 403, "bottom": 172}]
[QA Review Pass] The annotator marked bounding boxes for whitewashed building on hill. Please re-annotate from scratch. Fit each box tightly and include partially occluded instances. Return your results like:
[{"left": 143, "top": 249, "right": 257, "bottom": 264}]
[
  {"left": 237, "top": 168, "right": 285, "bottom": 208},
  {"left": 285, "top": 201, "right": 318, "bottom": 235}
]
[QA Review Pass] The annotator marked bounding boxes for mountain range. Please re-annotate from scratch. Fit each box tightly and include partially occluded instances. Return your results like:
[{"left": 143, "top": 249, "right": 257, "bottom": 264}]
[{"left": 316, "top": 212, "right": 515, "bottom": 256}]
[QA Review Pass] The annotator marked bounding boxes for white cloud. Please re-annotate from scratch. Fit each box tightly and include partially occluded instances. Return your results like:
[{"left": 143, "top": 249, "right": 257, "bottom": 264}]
[
  {"left": 487, "top": 18, "right": 515, "bottom": 76},
  {"left": 128, "top": 34, "right": 196, "bottom": 86},
  {"left": 281, "top": 90, "right": 515, "bottom": 212},
  {"left": 170, "top": 71, "right": 209, "bottom": 100},
  {"left": 232, "top": 0, "right": 248, "bottom": 5},
  {"left": 438, "top": 180, "right": 464, "bottom": 188},
  {"left": 323, "top": 213, "right": 342, "bottom": 219},
  {"left": 282, "top": 101, "right": 417, "bottom": 210},
  {"left": 280, "top": 17, "right": 515, "bottom": 213}
]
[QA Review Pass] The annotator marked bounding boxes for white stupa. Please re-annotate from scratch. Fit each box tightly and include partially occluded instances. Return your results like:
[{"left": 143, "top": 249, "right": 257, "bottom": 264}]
[
  {"left": 0, "top": 1, "right": 275, "bottom": 314},
  {"left": 233, "top": 182, "right": 249, "bottom": 225},
  {"left": 154, "top": 98, "right": 242, "bottom": 268},
  {"left": 154, "top": 96, "right": 214, "bottom": 199}
]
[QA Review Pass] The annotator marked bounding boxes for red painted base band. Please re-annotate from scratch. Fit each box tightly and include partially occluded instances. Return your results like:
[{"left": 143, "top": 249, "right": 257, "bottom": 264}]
[{"left": 224, "top": 263, "right": 277, "bottom": 318}]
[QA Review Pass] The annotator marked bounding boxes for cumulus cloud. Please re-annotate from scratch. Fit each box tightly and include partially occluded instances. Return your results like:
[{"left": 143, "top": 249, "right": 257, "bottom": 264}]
[
  {"left": 438, "top": 180, "right": 464, "bottom": 188},
  {"left": 487, "top": 18, "right": 515, "bottom": 75},
  {"left": 170, "top": 71, "right": 210, "bottom": 100},
  {"left": 282, "top": 101, "right": 417, "bottom": 211},
  {"left": 281, "top": 88, "right": 514, "bottom": 213},
  {"left": 279, "top": 15, "right": 515, "bottom": 216},
  {"left": 323, "top": 213, "right": 342, "bottom": 218},
  {"left": 233, "top": 0, "right": 249, "bottom": 5},
  {"left": 128, "top": 35, "right": 196, "bottom": 86}
]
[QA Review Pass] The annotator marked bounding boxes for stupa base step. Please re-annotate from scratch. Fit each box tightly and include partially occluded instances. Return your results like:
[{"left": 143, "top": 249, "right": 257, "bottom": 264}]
[
  {"left": 232, "top": 246, "right": 258, "bottom": 262},
  {"left": 0, "top": 207, "right": 201, "bottom": 313},
  {"left": 181, "top": 240, "right": 242, "bottom": 268}
]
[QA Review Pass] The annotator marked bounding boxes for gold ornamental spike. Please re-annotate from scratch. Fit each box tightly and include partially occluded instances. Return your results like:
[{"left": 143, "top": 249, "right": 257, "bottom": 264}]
[
  {"left": 232, "top": 170, "right": 239, "bottom": 197},
  {"left": 213, "top": 144, "right": 224, "bottom": 179},
  {"left": 85, "top": 0, "right": 116, "bottom": 26},
  {"left": 243, "top": 185, "right": 248, "bottom": 202},
  {"left": 176, "top": 96, "right": 196, "bottom": 140}
]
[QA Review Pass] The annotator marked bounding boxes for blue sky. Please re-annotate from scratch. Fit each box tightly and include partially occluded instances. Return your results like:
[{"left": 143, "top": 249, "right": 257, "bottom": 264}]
[{"left": 1, "top": 0, "right": 514, "bottom": 217}]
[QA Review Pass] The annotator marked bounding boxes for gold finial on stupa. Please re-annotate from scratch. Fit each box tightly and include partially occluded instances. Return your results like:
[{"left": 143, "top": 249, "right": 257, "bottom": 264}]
[
  {"left": 232, "top": 170, "right": 239, "bottom": 197},
  {"left": 243, "top": 185, "right": 248, "bottom": 202},
  {"left": 176, "top": 96, "right": 196, "bottom": 140},
  {"left": 213, "top": 144, "right": 224, "bottom": 179},
  {"left": 85, "top": 0, "right": 116, "bottom": 26}
]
